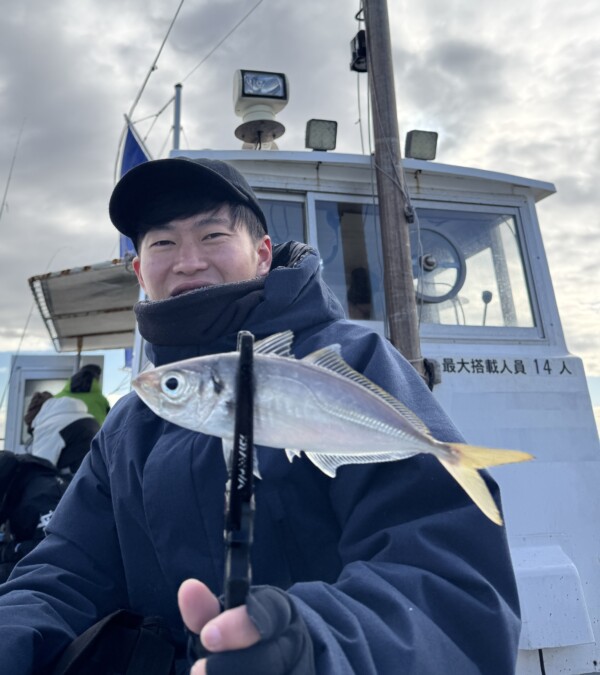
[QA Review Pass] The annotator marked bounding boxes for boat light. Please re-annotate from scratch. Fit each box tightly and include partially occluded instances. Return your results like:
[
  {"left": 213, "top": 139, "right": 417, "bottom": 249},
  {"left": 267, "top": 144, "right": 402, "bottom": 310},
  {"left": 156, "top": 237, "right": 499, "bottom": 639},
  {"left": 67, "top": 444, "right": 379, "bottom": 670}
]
[
  {"left": 237, "top": 70, "right": 287, "bottom": 101},
  {"left": 233, "top": 70, "right": 289, "bottom": 146},
  {"left": 405, "top": 130, "right": 438, "bottom": 161},
  {"left": 350, "top": 30, "right": 367, "bottom": 72},
  {"left": 305, "top": 119, "right": 338, "bottom": 152}
]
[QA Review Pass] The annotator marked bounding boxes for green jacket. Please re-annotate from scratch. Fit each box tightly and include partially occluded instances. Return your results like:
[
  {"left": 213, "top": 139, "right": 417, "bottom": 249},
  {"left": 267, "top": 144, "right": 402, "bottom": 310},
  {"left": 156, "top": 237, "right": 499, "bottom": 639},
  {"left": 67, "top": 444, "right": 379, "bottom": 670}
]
[{"left": 54, "top": 379, "right": 110, "bottom": 425}]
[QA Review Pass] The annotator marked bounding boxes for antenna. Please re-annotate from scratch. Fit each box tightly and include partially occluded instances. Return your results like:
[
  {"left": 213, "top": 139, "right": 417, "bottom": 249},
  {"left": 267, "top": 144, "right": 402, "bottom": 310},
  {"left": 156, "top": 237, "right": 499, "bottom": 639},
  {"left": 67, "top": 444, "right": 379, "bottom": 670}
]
[{"left": 173, "top": 83, "right": 183, "bottom": 151}]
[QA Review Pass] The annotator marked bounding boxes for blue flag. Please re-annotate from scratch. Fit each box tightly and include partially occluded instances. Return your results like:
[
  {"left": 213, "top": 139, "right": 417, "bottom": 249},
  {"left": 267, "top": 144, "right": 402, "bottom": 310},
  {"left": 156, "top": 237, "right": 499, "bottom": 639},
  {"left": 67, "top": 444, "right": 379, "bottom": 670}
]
[
  {"left": 118, "top": 119, "right": 151, "bottom": 257},
  {"left": 118, "top": 118, "right": 151, "bottom": 371}
]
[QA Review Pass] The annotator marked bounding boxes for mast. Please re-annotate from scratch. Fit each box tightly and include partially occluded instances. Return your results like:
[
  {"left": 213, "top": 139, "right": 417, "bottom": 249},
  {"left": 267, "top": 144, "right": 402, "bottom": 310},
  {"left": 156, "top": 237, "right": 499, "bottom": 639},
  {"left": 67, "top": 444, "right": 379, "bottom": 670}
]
[
  {"left": 362, "top": 0, "right": 425, "bottom": 378},
  {"left": 173, "top": 83, "right": 182, "bottom": 151}
]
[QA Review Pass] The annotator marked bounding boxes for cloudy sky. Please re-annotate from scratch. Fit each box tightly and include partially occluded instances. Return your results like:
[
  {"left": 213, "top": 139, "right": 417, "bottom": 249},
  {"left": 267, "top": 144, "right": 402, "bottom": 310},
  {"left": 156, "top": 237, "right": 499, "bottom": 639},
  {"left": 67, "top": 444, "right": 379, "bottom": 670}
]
[{"left": 0, "top": 0, "right": 598, "bottom": 424}]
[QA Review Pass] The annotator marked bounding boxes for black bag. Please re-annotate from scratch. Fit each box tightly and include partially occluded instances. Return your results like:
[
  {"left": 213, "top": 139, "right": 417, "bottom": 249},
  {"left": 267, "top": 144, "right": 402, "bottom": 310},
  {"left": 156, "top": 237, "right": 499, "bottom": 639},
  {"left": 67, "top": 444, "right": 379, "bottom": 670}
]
[
  {"left": 0, "top": 451, "right": 65, "bottom": 523},
  {"left": 51, "top": 609, "right": 176, "bottom": 675},
  {"left": 0, "top": 451, "right": 20, "bottom": 522}
]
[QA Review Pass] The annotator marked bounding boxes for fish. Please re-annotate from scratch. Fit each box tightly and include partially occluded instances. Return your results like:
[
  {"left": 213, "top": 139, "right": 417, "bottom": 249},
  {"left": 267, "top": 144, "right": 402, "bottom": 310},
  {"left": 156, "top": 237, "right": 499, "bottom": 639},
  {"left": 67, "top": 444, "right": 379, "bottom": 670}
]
[{"left": 132, "top": 330, "right": 533, "bottom": 525}]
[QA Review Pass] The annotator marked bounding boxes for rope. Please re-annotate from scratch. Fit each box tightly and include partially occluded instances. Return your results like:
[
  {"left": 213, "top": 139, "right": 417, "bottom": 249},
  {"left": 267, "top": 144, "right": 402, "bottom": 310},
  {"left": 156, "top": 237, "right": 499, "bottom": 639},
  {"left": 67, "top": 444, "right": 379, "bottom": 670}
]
[
  {"left": 181, "top": 0, "right": 265, "bottom": 83},
  {"left": 0, "top": 119, "right": 26, "bottom": 224},
  {"left": 127, "top": 0, "right": 186, "bottom": 119}
]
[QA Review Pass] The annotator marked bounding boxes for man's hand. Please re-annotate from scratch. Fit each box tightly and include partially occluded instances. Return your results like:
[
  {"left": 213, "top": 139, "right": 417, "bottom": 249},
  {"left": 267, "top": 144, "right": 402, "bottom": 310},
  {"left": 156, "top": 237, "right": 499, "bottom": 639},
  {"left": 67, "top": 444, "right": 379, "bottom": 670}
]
[
  {"left": 179, "top": 579, "right": 261, "bottom": 674},
  {"left": 178, "top": 581, "right": 316, "bottom": 675}
]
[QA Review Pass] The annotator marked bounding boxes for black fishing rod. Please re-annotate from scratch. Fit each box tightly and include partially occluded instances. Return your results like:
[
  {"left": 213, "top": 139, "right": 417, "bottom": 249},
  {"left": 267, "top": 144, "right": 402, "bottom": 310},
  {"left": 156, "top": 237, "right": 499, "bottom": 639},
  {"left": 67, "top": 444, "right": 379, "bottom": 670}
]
[
  {"left": 223, "top": 330, "right": 255, "bottom": 609},
  {"left": 188, "top": 331, "right": 255, "bottom": 662}
]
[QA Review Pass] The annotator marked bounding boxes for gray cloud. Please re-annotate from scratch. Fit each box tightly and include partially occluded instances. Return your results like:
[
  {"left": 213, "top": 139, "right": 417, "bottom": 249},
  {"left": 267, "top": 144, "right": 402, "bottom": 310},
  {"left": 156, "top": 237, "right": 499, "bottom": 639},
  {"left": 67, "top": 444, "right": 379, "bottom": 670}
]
[{"left": 0, "top": 0, "right": 598, "bottom": 382}]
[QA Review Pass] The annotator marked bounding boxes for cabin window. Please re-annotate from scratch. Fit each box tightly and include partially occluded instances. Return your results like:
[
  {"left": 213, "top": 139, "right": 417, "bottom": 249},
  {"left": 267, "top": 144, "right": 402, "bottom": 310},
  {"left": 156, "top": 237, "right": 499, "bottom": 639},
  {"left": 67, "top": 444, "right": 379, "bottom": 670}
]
[
  {"left": 413, "top": 208, "right": 535, "bottom": 328},
  {"left": 309, "top": 198, "right": 534, "bottom": 330},
  {"left": 314, "top": 200, "right": 385, "bottom": 321},
  {"left": 259, "top": 198, "right": 306, "bottom": 245}
]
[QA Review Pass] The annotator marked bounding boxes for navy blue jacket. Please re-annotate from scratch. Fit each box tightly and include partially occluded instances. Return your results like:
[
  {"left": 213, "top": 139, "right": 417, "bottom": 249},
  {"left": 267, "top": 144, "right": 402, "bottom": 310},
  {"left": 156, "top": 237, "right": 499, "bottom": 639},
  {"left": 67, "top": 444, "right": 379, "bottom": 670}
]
[{"left": 0, "top": 244, "right": 521, "bottom": 673}]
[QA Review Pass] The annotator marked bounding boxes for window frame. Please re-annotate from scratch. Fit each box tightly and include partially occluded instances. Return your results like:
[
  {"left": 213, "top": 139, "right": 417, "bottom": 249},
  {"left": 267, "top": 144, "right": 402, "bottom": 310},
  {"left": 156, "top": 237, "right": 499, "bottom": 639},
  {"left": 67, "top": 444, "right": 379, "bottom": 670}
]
[{"left": 256, "top": 188, "right": 547, "bottom": 344}]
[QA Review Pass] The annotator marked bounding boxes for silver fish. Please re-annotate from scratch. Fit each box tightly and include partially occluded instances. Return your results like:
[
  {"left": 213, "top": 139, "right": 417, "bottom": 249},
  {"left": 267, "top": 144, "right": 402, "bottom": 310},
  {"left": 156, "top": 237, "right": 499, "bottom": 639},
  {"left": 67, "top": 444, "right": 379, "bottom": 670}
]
[{"left": 133, "top": 331, "right": 532, "bottom": 525}]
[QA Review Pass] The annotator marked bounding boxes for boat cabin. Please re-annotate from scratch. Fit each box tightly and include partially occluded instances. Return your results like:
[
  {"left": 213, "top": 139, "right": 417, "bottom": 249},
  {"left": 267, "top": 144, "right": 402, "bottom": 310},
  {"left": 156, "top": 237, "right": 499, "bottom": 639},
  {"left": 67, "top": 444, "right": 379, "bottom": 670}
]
[{"left": 18, "top": 146, "right": 600, "bottom": 674}]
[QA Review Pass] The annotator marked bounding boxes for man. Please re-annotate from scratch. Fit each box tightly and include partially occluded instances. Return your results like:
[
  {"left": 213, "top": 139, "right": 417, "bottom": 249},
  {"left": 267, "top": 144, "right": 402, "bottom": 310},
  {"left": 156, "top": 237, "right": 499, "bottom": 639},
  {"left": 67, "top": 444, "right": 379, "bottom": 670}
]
[
  {"left": 54, "top": 364, "right": 111, "bottom": 425},
  {"left": 0, "top": 158, "right": 521, "bottom": 674}
]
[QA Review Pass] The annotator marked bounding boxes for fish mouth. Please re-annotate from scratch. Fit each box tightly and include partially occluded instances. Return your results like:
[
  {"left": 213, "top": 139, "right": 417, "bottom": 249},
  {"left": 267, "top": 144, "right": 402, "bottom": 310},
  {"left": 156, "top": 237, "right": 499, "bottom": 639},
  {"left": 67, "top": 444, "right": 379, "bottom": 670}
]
[{"left": 132, "top": 371, "right": 160, "bottom": 402}]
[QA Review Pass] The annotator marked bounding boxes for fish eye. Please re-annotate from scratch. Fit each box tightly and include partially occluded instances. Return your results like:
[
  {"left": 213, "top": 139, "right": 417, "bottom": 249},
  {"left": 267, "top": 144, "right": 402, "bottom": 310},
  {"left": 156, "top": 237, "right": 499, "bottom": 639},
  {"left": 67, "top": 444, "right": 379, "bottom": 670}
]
[{"left": 160, "top": 372, "right": 185, "bottom": 397}]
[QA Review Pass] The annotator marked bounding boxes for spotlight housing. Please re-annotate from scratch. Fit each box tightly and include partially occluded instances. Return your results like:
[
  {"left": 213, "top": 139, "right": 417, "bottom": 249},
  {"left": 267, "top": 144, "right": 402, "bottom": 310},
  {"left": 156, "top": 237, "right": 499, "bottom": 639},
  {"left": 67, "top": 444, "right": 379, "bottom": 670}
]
[{"left": 305, "top": 119, "right": 338, "bottom": 151}]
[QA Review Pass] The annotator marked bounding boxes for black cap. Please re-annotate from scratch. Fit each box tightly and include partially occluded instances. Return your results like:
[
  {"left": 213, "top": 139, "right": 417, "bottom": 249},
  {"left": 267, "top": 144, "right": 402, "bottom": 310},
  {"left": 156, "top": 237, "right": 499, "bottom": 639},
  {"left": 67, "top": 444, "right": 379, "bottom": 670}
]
[{"left": 109, "top": 157, "right": 268, "bottom": 241}]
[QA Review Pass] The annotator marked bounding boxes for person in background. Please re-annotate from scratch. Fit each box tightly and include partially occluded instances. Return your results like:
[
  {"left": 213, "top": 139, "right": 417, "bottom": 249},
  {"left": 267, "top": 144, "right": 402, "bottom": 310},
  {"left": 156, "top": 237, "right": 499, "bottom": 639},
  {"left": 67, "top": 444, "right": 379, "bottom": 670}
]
[
  {"left": 0, "top": 392, "right": 100, "bottom": 583},
  {"left": 54, "top": 364, "right": 111, "bottom": 425},
  {"left": 27, "top": 392, "right": 101, "bottom": 474},
  {"left": 346, "top": 266, "right": 373, "bottom": 320}
]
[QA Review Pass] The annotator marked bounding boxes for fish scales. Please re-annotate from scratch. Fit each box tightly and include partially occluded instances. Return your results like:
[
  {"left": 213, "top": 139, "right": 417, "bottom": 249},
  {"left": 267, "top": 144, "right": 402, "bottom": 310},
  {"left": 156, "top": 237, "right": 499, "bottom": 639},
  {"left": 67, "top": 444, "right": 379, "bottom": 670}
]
[{"left": 252, "top": 356, "right": 432, "bottom": 456}]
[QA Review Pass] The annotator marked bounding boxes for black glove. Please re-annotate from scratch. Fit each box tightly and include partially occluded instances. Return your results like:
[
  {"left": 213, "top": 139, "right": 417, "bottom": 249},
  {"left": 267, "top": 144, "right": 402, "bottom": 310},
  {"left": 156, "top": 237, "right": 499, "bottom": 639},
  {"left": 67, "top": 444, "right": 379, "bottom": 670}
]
[{"left": 190, "top": 586, "right": 316, "bottom": 675}]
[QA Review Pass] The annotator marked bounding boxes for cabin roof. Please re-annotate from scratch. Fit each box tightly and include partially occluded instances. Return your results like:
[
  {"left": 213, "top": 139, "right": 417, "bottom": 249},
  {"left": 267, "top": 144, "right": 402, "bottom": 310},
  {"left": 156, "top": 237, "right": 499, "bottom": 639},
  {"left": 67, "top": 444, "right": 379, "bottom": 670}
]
[{"left": 177, "top": 150, "right": 557, "bottom": 203}]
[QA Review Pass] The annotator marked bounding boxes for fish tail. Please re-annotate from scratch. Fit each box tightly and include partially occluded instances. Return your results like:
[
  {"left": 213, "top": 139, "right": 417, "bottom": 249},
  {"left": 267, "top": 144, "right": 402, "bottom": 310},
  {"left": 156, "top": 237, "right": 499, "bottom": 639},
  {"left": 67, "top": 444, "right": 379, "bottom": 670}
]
[
  {"left": 438, "top": 443, "right": 534, "bottom": 526},
  {"left": 447, "top": 443, "right": 534, "bottom": 470}
]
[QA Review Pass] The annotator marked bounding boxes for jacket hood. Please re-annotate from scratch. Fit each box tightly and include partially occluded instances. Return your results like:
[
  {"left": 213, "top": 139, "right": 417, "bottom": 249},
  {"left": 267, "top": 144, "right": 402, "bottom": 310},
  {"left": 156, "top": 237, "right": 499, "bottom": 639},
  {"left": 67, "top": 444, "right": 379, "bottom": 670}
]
[{"left": 137, "top": 242, "right": 345, "bottom": 366}]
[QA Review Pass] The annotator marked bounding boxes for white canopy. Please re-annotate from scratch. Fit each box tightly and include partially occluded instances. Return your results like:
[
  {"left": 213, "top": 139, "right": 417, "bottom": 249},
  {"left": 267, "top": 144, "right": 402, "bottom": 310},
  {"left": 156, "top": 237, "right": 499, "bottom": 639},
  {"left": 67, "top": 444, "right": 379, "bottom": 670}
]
[{"left": 29, "top": 258, "right": 140, "bottom": 352}]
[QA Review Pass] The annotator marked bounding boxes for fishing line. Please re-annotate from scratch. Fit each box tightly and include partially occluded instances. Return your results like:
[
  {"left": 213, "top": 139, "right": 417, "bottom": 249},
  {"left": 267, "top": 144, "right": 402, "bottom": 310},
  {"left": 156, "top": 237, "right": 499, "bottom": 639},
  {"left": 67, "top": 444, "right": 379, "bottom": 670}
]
[
  {"left": 157, "top": 125, "right": 174, "bottom": 159},
  {"left": 356, "top": 75, "right": 365, "bottom": 155},
  {"left": 127, "top": 0, "right": 186, "bottom": 120},
  {"left": 0, "top": 119, "right": 26, "bottom": 225},
  {"left": 139, "top": 96, "right": 176, "bottom": 143},
  {"left": 181, "top": 0, "right": 265, "bottom": 83},
  {"left": 181, "top": 126, "right": 191, "bottom": 149},
  {"left": 0, "top": 303, "right": 36, "bottom": 416},
  {"left": 113, "top": 0, "right": 185, "bottom": 179},
  {"left": 117, "top": 0, "right": 265, "bottom": 168},
  {"left": 0, "top": 246, "right": 73, "bottom": 418},
  {"left": 107, "top": 372, "right": 132, "bottom": 397}
]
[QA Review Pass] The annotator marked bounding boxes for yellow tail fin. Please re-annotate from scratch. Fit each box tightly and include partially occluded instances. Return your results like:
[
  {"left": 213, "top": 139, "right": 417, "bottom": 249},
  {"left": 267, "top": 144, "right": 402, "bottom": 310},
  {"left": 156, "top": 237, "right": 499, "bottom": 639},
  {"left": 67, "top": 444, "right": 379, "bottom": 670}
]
[
  {"left": 449, "top": 443, "right": 534, "bottom": 470},
  {"left": 439, "top": 444, "right": 534, "bottom": 526}
]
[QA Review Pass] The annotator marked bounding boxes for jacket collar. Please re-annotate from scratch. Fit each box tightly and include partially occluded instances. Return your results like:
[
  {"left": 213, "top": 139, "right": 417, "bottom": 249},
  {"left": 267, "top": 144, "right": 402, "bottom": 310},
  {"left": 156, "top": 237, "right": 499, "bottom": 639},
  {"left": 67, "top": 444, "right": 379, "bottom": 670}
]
[{"left": 136, "top": 242, "right": 345, "bottom": 366}]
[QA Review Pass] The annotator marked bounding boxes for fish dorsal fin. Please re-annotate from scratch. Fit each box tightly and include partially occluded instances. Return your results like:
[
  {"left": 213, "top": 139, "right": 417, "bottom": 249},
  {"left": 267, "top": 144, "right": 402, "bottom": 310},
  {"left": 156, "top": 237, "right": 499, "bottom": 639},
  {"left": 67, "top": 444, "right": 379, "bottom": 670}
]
[
  {"left": 303, "top": 346, "right": 432, "bottom": 437},
  {"left": 253, "top": 330, "right": 294, "bottom": 357}
]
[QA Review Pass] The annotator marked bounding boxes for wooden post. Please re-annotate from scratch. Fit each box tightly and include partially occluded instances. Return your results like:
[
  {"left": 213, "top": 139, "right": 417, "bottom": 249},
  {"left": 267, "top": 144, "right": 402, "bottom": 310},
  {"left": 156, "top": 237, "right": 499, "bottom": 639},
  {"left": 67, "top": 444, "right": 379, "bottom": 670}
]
[{"left": 363, "top": 0, "right": 425, "bottom": 377}]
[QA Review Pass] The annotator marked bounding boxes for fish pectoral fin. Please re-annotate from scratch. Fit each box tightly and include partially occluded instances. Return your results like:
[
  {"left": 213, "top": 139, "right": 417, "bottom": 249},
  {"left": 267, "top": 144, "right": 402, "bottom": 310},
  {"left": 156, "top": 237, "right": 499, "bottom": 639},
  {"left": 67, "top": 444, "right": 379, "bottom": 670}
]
[
  {"left": 302, "top": 347, "right": 432, "bottom": 437},
  {"left": 254, "top": 331, "right": 294, "bottom": 357},
  {"left": 438, "top": 457, "right": 503, "bottom": 526}
]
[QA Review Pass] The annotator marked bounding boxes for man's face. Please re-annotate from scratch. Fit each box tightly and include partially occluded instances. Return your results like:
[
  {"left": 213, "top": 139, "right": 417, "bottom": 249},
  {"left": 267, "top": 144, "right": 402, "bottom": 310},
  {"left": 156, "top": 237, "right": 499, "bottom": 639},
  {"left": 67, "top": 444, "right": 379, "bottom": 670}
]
[{"left": 132, "top": 206, "right": 272, "bottom": 301}]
